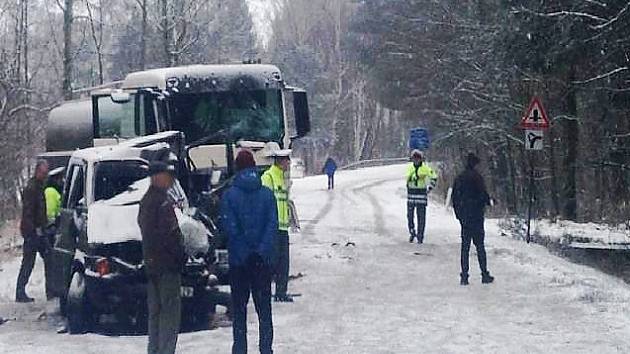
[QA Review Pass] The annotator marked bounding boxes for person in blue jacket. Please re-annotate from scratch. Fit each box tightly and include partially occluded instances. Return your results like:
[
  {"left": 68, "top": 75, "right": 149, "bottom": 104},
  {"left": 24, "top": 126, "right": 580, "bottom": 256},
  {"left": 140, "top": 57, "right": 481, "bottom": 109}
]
[
  {"left": 323, "top": 157, "right": 338, "bottom": 190},
  {"left": 220, "top": 150, "right": 278, "bottom": 354}
]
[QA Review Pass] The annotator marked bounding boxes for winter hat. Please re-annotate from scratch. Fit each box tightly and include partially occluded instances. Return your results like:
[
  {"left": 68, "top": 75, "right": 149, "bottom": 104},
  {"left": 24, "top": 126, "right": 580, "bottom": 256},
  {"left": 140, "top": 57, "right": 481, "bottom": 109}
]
[
  {"left": 148, "top": 161, "right": 175, "bottom": 176},
  {"left": 235, "top": 150, "right": 256, "bottom": 171},
  {"left": 466, "top": 153, "right": 480, "bottom": 168}
]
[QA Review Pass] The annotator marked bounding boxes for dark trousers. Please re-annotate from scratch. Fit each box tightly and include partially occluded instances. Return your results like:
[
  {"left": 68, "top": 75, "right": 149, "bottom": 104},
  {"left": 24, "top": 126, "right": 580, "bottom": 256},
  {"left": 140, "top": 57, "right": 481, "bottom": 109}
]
[
  {"left": 327, "top": 174, "right": 334, "bottom": 190},
  {"left": 407, "top": 203, "right": 427, "bottom": 238},
  {"left": 16, "top": 235, "right": 52, "bottom": 298},
  {"left": 230, "top": 257, "right": 274, "bottom": 354},
  {"left": 460, "top": 219, "right": 489, "bottom": 277},
  {"left": 147, "top": 272, "right": 181, "bottom": 354},
  {"left": 274, "top": 231, "right": 290, "bottom": 296}
]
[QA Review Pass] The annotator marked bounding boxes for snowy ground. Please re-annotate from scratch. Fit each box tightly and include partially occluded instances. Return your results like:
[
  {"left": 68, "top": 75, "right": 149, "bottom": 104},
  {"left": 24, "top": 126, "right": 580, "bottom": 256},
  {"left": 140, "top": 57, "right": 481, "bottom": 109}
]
[{"left": 2, "top": 164, "right": 630, "bottom": 353}]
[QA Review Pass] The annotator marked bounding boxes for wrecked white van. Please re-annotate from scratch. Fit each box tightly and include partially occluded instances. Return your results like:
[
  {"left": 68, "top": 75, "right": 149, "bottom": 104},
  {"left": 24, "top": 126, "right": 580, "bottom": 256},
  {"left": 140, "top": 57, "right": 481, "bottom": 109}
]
[{"left": 49, "top": 134, "right": 225, "bottom": 334}]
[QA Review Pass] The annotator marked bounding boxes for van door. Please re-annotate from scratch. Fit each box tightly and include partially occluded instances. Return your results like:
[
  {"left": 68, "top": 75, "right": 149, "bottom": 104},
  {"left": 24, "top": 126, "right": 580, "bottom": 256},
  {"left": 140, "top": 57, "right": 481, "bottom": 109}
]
[{"left": 49, "top": 161, "right": 87, "bottom": 297}]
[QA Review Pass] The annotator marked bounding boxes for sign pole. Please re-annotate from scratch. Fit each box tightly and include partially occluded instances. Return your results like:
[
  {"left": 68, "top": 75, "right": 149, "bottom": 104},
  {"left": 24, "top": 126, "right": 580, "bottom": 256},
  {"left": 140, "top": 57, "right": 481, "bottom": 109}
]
[
  {"left": 520, "top": 96, "right": 549, "bottom": 244},
  {"left": 526, "top": 153, "right": 534, "bottom": 243}
]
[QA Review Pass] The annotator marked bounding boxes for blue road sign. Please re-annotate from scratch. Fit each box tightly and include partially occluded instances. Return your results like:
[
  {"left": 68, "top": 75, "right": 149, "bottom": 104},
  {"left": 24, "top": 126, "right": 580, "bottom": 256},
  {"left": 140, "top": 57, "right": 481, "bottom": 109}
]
[{"left": 409, "top": 128, "right": 430, "bottom": 150}]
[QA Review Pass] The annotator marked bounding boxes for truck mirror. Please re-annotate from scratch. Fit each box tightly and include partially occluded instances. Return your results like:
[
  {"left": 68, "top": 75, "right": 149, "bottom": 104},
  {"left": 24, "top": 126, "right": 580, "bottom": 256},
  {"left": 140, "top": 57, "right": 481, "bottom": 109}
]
[
  {"left": 110, "top": 91, "right": 131, "bottom": 103},
  {"left": 293, "top": 90, "right": 310, "bottom": 137}
]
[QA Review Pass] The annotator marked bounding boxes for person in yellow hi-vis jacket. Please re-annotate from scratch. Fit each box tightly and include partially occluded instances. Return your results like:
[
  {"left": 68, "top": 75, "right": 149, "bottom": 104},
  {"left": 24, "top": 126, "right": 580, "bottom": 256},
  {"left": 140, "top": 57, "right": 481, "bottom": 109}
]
[
  {"left": 261, "top": 144, "right": 294, "bottom": 302},
  {"left": 406, "top": 150, "right": 438, "bottom": 244},
  {"left": 44, "top": 167, "right": 64, "bottom": 227}
]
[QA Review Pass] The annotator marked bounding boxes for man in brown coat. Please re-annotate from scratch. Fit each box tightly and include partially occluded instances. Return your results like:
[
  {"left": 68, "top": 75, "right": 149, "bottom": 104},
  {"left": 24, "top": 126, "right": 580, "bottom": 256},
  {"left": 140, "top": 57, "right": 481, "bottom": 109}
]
[
  {"left": 138, "top": 161, "right": 185, "bottom": 354},
  {"left": 16, "top": 160, "right": 51, "bottom": 303}
]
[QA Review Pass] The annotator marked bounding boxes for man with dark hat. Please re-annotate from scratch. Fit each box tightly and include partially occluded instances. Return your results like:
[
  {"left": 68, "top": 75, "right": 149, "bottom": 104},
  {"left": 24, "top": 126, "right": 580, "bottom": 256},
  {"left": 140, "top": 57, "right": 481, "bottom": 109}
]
[
  {"left": 221, "top": 150, "right": 277, "bottom": 354},
  {"left": 138, "top": 161, "right": 184, "bottom": 354},
  {"left": 16, "top": 160, "right": 51, "bottom": 302},
  {"left": 452, "top": 153, "right": 494, "bottom": 286}
]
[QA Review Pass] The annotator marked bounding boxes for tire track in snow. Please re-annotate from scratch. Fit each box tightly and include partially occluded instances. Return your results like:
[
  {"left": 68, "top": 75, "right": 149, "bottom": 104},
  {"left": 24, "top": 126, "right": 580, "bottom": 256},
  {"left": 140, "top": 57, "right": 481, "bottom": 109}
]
[
  {"left": 351, "top": 179, "right": 391, "bottom": 238},
  {"left": 300, "top": 189, "right": 336, "bottom": 237},
  {"left": 301, "top": 178, "right": 389, "bottom": 241}
]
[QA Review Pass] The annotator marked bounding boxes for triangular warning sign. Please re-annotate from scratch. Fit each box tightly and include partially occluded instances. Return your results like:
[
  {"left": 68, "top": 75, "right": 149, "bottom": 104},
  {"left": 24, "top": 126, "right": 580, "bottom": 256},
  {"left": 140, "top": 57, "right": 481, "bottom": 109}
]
[{"left": 520, "top": 97, "right": 550, "bottom": 129}]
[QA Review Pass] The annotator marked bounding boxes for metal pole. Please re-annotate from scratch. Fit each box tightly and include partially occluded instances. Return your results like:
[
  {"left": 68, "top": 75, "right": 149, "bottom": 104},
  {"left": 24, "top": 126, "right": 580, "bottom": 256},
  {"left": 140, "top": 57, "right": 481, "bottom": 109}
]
[{"left": 526, "top": 154, "right": 534, "bottom": 243}]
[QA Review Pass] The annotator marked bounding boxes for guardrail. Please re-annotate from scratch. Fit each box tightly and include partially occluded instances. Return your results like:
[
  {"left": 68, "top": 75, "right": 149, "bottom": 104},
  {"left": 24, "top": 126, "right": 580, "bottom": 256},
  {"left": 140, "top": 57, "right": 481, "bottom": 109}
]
[{"left": 339, "top": 157, "right": 409, "bottom": 171}]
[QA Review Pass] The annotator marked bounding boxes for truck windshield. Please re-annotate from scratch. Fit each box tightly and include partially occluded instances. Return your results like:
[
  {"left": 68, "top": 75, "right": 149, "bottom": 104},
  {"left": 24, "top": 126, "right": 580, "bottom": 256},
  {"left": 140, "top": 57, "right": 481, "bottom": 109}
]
[
  {"left": 96, "top": 95, "right": 137, "bottom": 138},
  {"left": 94, "top": 161, "right": 149, "bottom": 202},
  {"left": 169, "top": 89, "right": 283, "bottom": 144}
]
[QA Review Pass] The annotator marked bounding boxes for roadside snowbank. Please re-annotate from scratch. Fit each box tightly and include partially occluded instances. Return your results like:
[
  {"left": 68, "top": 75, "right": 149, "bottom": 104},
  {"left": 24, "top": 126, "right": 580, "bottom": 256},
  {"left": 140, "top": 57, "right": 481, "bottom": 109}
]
[{"left": 500, "top": 217, "right": 630, "bottom": 247}]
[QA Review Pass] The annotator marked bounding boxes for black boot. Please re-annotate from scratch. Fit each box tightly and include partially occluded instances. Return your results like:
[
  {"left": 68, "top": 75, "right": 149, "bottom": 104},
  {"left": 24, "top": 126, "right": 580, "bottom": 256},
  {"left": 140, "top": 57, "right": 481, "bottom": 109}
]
[
  {"left": 481, "top": 272, "right": 494, "bottom": 284},
  {"left": 409, "top": 229, "right": 416, "bottom": 243},
  {"left": 16, "top": 290, "right": 34, "bottom": 303},
  {"left": 460, "top": 274, "right": 469, "bottom": 286}
]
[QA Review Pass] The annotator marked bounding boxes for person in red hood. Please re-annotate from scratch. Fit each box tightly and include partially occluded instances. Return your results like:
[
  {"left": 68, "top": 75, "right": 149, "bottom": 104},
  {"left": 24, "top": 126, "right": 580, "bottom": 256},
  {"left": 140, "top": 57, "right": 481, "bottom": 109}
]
[{"left": 221, "top": 150, "right": 278, "bottom": 354}]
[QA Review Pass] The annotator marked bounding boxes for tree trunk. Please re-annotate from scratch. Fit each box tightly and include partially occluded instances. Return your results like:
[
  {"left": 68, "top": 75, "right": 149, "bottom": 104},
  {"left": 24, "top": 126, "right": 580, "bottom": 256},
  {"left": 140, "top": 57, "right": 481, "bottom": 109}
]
[
  {"left": 160, "top": 0, "right": 171, "bottom": 67},
  {"left": 563, "top": 66, "right": 578, "bottom": 221},
  {"left": 62, "top": 0, "right": 74, "bottom": 99},
  {"left": 140, "top": 0, "right": 147, "bottom": 69},
  {"left": 548, "top": 126, "right": 560, "bottom": 218}
]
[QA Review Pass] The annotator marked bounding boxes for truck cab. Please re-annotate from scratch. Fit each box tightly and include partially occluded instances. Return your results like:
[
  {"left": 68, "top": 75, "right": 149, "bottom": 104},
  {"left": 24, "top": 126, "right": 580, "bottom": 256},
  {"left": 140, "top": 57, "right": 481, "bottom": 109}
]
[
  {"left": 44, "top": 64, "right": 310, "bottom": 178},
  {"left": 84, "top": 64, "right": 310, "bottom": 223},
  {"left": 91, "top": 64, "right": 308, "bottom": 169}
]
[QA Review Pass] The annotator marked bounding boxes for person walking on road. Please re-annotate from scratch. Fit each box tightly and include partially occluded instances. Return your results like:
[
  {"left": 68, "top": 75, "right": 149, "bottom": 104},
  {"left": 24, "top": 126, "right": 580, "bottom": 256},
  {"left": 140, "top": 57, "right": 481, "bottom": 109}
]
[
  {"left": 452, "top": 153, "right": 495, "bottom": 286},
  {"left": 262, "top": 145, "right": 294, "bottom": 302},
  {"left": 323, "top": 157, "right": 338, "bottom": 190},
  {"left": 406, "top": 150, "right": 437, "bottom": 244},
  {"left": 221, "top": 150, "right": 277, "bottom": 354},
  {"left": 138, "top": 161, "right": 185, "bottom": 354},
  {"left": 16, "top": 160, "right": 52, "bottom": 302}
]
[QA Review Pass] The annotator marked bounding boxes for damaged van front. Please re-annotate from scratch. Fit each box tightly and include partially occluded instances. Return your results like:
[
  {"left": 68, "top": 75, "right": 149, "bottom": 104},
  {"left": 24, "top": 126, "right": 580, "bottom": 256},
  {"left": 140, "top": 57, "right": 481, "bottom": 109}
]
[{"left": 49, "top": 141, "right": 226, "bottom": 334}]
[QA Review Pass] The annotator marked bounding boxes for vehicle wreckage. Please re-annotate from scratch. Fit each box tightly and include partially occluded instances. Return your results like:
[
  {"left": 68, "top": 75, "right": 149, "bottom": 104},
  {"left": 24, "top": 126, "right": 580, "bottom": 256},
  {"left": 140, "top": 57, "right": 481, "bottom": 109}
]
[{"left": 41, "top": 63, "right": 310, "bottom": 334}]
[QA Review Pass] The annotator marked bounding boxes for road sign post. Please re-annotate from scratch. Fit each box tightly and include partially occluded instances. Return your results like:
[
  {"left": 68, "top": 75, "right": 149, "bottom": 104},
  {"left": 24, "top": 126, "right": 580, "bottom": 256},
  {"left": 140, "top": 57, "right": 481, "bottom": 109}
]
[{"left": 520, "top": 97, "right": 550, "bottom": 243}]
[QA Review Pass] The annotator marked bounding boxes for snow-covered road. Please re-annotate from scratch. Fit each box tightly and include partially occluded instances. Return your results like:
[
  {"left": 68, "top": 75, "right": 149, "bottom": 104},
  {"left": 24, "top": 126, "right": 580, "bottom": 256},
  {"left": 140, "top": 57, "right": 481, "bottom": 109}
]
[{"left": 1, "top": 164, "right": 630, "bottom": 353}]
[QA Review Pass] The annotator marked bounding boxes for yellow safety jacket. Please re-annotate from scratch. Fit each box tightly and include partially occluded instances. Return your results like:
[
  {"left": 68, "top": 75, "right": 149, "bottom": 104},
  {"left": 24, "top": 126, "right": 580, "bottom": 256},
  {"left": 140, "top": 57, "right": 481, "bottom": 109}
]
[
  {"left": 44, "top": 186, "right": 62, "bottom": 224},
  {"left": 406, "top": 163, "right": 438, "bottom": 205},
  {"left": 262, "top": 164, "right": 290, "bottom": 231}
]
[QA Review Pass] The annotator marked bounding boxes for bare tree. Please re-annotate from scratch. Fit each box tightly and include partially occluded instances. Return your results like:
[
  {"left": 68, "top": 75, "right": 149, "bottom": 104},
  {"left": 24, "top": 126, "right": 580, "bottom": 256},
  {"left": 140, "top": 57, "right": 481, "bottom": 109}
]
[
  {"left": 84, "top": 0, "right": 104, "bottom": 84},
  {"left": 61, "top": 0, "right": 74, "bottom": 99}
]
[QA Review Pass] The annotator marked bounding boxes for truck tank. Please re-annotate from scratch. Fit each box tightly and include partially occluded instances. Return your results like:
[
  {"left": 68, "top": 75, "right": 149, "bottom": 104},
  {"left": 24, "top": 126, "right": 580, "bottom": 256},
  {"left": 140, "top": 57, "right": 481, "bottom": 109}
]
[{"left": 46, "top": 99, "right": 93, "bottom": 152}]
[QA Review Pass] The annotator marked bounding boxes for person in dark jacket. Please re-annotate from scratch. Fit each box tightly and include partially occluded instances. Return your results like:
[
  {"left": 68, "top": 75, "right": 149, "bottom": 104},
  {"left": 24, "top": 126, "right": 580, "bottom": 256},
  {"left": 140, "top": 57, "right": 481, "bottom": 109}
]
[
  {"left": 221, "top": 150, "right": 278, "bottom": 354},
  {"left": 452, "top": 153, "right": 494, "bottom": 286},
  {"left": 138, "top": 161, "right": 184, "bottom": 354},
  {"left": 323, "top": 157, "right": 338, "bottom": 190},
  {"left": 16, "top": 160, "right": 51, "bottom": 303}
]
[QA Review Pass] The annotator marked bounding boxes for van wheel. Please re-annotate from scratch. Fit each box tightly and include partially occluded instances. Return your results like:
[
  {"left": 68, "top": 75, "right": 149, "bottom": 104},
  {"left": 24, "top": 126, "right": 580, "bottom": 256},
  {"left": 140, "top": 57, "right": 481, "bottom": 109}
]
[{"left": 66, "top": 272, "right": 90, "bottom": 334}]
